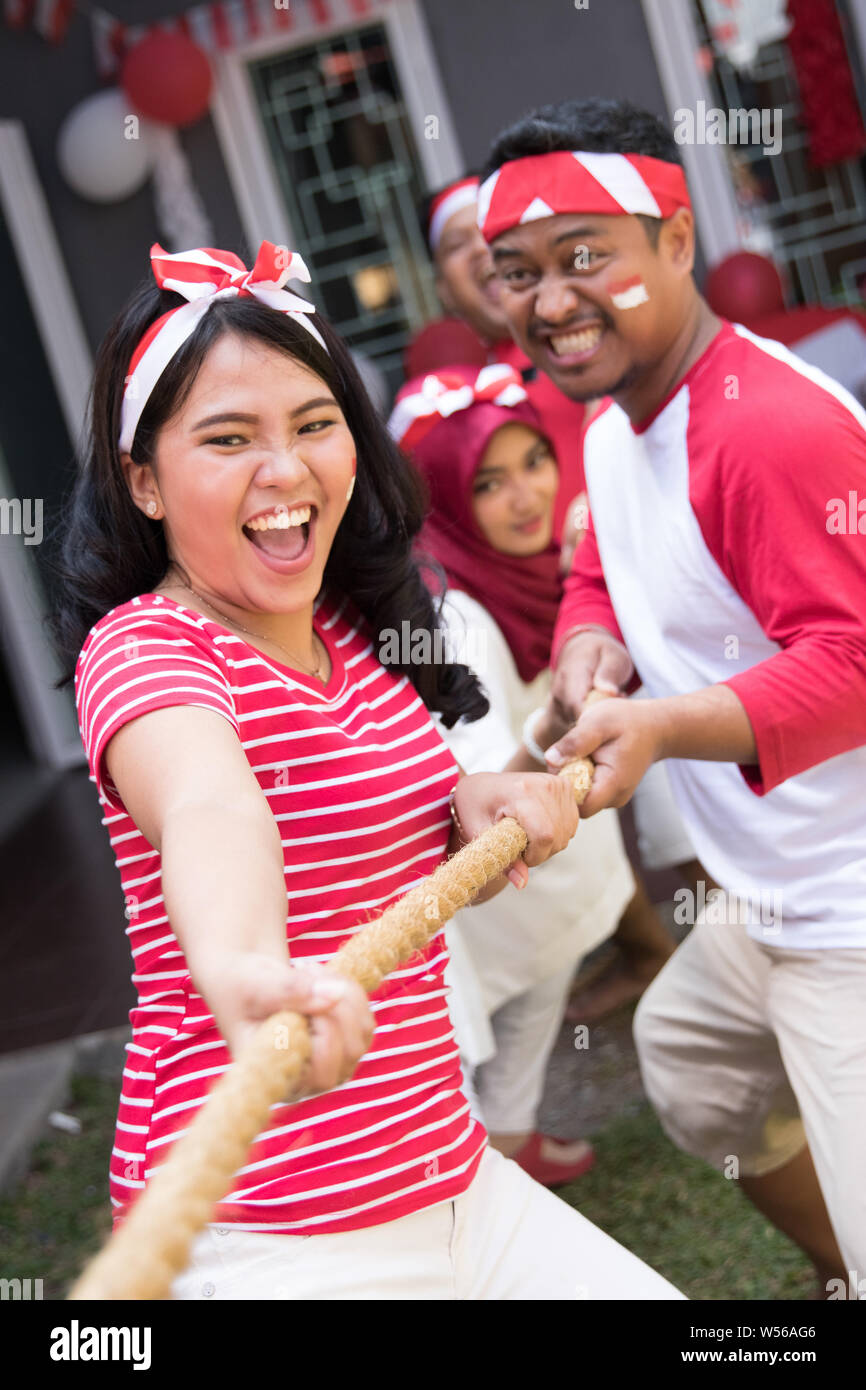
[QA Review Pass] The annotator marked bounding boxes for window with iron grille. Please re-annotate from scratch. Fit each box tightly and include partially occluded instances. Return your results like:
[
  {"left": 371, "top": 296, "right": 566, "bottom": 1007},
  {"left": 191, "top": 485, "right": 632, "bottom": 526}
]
[
  {"left": 692, "top": 0, "right": 866, "bottom": 306},
  {"left": 248, "top": 24, "right": 440, "bottom": 395}
]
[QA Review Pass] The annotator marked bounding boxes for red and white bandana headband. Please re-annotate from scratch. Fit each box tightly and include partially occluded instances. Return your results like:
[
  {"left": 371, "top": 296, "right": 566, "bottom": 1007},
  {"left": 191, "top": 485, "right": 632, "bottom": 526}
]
[
  {"left": 387, "top": 363, "right": 528, "bottom": 453},
  {"left": 428, "top": 176, "right": 480, "bottom": 251},
  {"left": 477, "top": 151, "right": 691, "bottom": 242},
  {"left": 119, "top": 242, "right": 327, "bottom": 455}
]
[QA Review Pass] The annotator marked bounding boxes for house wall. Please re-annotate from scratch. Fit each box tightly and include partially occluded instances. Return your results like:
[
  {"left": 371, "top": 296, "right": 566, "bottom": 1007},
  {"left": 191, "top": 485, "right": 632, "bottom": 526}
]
[
  {"left": 419, "top": 0, "right": 671, "bottom": 170},
  {"left": 0, "top": 0, "right": 673, "bottom": 353},
  {"left": 0, "top": 2, "right": 245, "bottom": 352}
]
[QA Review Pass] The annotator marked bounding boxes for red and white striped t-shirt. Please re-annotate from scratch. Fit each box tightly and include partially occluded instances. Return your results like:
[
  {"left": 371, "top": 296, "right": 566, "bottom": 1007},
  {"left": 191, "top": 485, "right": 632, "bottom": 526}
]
[{"left": 75, "top": 589, "right": 486, "bottom": 1234}]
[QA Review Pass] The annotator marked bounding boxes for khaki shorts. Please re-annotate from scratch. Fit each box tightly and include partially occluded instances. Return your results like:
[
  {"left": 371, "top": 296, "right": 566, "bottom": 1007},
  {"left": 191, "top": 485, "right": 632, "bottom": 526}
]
[{"left": 634, "top": 913, "right": 866, "bottom": 1273}]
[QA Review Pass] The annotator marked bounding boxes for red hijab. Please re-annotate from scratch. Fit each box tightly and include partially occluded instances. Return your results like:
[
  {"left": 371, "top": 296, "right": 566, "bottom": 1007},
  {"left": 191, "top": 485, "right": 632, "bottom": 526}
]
[{"left": 395, "top": 369, "right": 563, "bottom": 683}]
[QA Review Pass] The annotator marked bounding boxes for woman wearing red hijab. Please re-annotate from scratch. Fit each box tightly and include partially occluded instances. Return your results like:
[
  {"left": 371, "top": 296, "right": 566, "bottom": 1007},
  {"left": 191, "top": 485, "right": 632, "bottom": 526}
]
[{"left": 388, "top": 366, "right": 636, "bottom": 1186}]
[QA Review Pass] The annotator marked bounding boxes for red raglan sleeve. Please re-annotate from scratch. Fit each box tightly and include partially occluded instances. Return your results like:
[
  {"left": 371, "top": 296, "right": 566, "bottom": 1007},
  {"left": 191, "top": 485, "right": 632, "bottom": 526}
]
[
  {"left": 695, "top": 397, "right": 866, "bottom": 795},
  {"left": 552, "top": 508, "right": 626, "bottom": 666}
]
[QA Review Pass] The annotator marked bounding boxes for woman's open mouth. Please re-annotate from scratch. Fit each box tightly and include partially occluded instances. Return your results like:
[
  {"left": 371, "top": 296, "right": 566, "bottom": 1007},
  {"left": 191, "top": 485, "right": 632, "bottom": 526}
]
[{"left": 242, "top": 503, "right": 317, "bottom": 573}]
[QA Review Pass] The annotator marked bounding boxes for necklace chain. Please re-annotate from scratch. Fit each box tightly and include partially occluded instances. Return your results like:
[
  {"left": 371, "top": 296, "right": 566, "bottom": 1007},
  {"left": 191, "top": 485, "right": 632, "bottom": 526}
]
[{"left": 173, "top": 580, "right": 327, "bottom": 683}]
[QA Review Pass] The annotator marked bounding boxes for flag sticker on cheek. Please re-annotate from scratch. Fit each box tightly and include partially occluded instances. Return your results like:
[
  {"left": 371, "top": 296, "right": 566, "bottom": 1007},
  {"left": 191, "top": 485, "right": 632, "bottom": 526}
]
[{"left": 609, "top": 276, "right": 650, "bottom": 310}]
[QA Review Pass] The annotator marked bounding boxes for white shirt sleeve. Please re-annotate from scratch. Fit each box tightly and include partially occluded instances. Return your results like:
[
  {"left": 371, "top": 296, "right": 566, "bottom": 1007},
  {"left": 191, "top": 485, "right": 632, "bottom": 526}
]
[{"left": 434, "top": 591, "right": 524, "bottom": 774}]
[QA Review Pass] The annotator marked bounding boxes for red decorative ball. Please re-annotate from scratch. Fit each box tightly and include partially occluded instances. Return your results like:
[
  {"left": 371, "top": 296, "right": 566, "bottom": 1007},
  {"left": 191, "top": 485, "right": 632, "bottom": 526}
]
[
  {"left": 705, "top": 252, "right": 785, "bottom": 322},
  {"left": 121, "top": 33, "right": 212, "bottom": 128}
]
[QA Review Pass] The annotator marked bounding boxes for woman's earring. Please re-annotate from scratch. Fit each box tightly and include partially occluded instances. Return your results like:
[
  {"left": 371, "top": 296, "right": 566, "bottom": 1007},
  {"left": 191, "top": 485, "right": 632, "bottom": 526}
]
[
  {"left": 146, "top": 500, "right": 158, "bottom": 517},
  {"left": 345, "top": 476, "right": 356, "bottom": 503}
]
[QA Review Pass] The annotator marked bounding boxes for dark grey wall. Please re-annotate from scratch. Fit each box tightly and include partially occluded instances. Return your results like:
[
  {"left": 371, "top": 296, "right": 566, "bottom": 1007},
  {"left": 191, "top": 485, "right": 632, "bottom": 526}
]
[
  {"left": 0, "top": 2, "right": 245, "bottom": 352},
  {"left": 419, "top": 0, "right": 671, "bottom": 170}
]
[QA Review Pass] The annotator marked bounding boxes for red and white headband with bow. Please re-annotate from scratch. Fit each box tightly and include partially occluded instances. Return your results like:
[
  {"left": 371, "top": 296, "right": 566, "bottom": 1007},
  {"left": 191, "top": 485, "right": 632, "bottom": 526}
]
[
  {"left": 387, "top": 363, "right": 528, "bottom": 453},
  {"left": 119, "top": 242, "right": 326, "bottom": 455},
  {"left": 477, "top": 151, "right": 691, "bottom": 242}
]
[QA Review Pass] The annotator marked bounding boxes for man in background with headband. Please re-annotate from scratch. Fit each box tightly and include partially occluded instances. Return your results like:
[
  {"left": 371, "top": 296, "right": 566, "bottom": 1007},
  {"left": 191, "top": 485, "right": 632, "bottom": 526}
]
[{"left": 479, "top": 97, "right": 866, "bottom": 1294}]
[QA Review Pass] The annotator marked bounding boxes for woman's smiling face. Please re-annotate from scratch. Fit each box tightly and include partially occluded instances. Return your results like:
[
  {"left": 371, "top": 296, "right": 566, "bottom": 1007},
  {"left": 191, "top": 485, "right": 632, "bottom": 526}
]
[
  {"left": 471, "top": 422, "right": 558, "bottom": 556},
  {"left": 125, "top": 331, "right": 356, "bottom": 614}
]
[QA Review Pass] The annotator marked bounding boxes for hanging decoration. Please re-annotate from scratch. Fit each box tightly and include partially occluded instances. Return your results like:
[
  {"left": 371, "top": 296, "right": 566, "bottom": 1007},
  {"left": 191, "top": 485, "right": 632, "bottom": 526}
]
[
  {"left": 4, "top": 0, "right": 392, "bottom": 77},
  {"left": 56, "top": 87, "right": 154, "bottom": 202},
  {"left": 785, "top": 0, "right": 866, "bottom": 167},
  {"left": 9, "top": 0, "right": 395, "bottom": 246},
  {"left": 53, "top": 28, "right": 216, "bottom": 248},
  {"left": 702, "top": 0, "right": 790, "bottom": 71},
  {"left": 120, "top": 29, "right": 215, "bottom": 247},
  {"left": 146, "top": 123, "right": 214, "bottom": 252},
  {"left": 120, "top": 29, "right": 212, "bottom": 126},
  {"left": 3, "top": 0, "right": 76, "bottom": 44}
]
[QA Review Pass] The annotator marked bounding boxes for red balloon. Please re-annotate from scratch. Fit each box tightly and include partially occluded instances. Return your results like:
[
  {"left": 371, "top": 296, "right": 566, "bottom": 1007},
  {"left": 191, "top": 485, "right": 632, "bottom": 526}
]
[
  {"left": 705, "top": 252, "right": 786, "bottom": 322},
  {"left": 121, "top": 32, "right": 212, "bottom": 128}
]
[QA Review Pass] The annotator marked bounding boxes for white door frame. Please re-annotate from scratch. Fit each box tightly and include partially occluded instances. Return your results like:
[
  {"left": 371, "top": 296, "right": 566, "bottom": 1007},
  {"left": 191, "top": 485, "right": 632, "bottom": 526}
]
[
  {"left": 848, "top": 0, "right": 866, "bottom": 83},
  {"left": 209, "top": 0, "right": 465, "bottom": 257},
  {"left": 0, "top": 123, "right": 92, "bottom": 448},
  {"left": 0, "top": 122, "right": 90, "bottom": 769},
  {"left": 640, "top": 0, "right": 744, "bottom": 266}
]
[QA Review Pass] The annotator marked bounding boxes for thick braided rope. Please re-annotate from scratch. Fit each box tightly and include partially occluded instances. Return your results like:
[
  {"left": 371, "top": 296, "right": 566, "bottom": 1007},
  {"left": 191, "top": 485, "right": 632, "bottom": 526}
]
[{"left": 69, "top": 698, "right": 605, "bottom": 1300}]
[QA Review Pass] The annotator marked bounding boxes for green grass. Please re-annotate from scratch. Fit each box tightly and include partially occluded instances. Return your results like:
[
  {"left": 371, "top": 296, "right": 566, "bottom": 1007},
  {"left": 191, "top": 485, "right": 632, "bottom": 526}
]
[
  {"left": 0, "top": 1075, "right": 116, "bottom": 1300},
  {"left": 0, "top": 1078, "right": 814, "bottom": 1300},
  {"left": 558, "top": 1106, "right": 815, "bottom": 1300}
]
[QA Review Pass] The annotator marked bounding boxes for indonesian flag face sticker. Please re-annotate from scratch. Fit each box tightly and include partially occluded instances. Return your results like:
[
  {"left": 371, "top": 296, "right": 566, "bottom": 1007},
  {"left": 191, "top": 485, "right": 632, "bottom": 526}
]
[{"left": 609, "top": 275, "right": 651, "bottom": 310}]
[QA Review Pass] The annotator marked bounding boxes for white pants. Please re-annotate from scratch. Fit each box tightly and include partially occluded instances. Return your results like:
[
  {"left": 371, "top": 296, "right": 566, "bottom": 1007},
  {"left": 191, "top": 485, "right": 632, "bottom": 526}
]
[
  {"left": 171, "top": 1144, "right": 684, "bottom": 1301},
  {"left": 470, "top": 961, "right": 575, "bottom": 1133}
]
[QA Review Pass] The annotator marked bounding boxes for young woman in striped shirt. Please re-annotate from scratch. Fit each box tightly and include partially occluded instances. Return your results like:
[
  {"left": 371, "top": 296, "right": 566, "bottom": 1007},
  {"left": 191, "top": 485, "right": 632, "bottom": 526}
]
[{"left": 55, "top": 243, "right": 681, "bottom": 1300}]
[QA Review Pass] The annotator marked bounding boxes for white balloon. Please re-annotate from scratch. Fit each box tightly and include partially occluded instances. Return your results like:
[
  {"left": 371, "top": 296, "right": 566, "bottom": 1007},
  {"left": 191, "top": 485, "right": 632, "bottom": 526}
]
[{"left": 57, "top": 89, "right": 155, "bottom": 203}]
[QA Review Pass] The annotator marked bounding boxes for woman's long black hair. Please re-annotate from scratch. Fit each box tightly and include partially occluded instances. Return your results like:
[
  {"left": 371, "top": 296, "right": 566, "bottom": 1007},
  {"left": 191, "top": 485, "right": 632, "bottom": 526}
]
[{"left": 50, "top": 278, "right": 488, "bottom": 728}]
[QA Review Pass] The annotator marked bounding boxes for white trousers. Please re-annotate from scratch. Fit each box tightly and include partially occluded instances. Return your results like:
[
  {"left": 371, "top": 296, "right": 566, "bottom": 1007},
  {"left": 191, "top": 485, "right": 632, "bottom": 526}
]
[
  {"left": 470, "top": 961, "right": 576, "bottom": 1133},
  {"left": 171, "top": 1145, "right": 685, "bottom": 1301}
]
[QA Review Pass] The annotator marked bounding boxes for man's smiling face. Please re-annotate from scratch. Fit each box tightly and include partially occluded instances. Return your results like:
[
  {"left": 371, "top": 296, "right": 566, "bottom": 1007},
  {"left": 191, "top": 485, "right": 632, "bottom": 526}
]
[{"left": 490, "top": 209, "right": 693, "bottom": 403}]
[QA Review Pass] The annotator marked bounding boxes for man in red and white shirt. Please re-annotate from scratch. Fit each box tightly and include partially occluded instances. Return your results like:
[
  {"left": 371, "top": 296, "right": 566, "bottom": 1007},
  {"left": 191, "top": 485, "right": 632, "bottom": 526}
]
[{"left": 480, "top": 97, "right": 866, "bottom": 1290}]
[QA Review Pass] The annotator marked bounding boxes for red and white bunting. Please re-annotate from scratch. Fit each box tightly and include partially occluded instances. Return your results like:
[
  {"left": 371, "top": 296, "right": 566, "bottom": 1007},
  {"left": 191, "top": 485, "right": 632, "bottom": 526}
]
[
  {"left": 4, "top": 0, "right": 387, "bottom": 71},
  {"left": 4, "top": 0, "right": 74, "bottom": 42},
  {"left": 3, "top": 0, "right": 34, "bottom": 29},
  {"left": 34, "top": 0, "right": 74, "bottom": 40},
  {"left": 89, "top": 0, "right": 387, "bottom": 80}
]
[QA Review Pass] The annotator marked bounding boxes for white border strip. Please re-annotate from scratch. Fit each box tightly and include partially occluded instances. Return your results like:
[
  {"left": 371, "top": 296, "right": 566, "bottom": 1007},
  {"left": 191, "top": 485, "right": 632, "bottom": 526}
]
[
  {"left": 0, "top": 122, "right": 92, "bottom": 453},
  {"left": 639, "top": 0, "right": 743, "bottom": 265},
  {"left": 0, "top": 121, "right": 89, "bottom": 768}
]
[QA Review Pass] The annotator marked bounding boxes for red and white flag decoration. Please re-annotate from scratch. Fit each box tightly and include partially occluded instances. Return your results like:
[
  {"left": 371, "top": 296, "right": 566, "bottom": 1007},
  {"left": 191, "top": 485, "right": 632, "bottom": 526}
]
[
  {"left": 90, "top": 0, "right": 388, "bottom": 79},
  {"left": 4, "top": 0, "right": 390, "bottom": 72},
  {"left": 388, "top": 364, "right": 529, "bottom": 454},
  {"left": 3, "top": 0, "right": 74, "bottom": 42}
]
